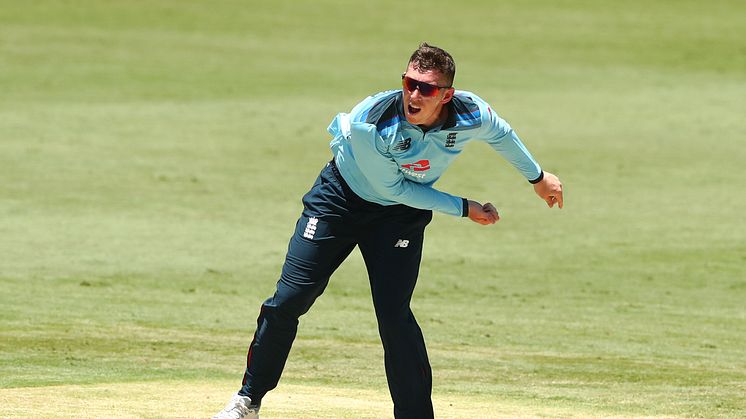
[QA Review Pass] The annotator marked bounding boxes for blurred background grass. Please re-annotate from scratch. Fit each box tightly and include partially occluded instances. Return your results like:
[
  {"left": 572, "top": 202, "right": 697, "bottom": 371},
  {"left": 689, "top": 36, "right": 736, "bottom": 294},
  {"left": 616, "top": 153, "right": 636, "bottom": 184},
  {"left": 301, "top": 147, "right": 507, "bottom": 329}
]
[{"left": 1, "top": 0, "right": 745, "bottom": 417}]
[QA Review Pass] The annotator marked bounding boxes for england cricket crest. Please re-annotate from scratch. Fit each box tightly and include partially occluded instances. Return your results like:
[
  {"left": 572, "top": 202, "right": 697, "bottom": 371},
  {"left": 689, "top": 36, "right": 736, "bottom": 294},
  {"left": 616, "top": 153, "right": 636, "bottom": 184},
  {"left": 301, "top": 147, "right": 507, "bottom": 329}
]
[{"left": 445, "top": 132, "right": 457, "bottom": 148}]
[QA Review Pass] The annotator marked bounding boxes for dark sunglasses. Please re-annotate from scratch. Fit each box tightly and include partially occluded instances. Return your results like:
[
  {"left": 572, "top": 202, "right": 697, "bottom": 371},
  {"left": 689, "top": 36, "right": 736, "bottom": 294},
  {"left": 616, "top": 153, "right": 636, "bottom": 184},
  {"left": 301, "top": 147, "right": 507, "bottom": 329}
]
[{"left": 401, "top": 75, "right": 451, "bottom": 97}]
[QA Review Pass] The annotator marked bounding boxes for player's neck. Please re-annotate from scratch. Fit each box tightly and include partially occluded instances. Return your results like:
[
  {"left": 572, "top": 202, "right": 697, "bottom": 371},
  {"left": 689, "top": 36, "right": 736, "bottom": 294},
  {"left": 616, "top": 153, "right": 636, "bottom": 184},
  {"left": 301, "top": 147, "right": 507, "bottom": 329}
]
[{"left": 418, "top": 106, "right": 449, "bottom": 132}]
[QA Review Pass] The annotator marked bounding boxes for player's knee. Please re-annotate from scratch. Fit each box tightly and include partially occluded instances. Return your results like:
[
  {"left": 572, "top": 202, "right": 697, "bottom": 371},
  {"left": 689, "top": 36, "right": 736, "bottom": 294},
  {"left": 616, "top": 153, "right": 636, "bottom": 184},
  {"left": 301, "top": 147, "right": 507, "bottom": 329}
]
[{"left": 376, "top": 308, "right": 417, "bottom": 334}]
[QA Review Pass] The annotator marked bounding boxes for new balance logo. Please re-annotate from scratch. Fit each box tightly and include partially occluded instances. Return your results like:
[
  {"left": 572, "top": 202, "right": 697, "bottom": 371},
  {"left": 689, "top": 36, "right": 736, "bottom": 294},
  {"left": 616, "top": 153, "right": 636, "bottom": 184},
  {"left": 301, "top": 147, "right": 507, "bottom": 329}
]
[
  {"left": 394, "top": 239, "right": 410, "bottom": 248},
  {"left": 303, "top": 217, "right": 318, "bottom": 239},
  {"left": 392, "top": 137, "right": 411, "bottom": 151}
]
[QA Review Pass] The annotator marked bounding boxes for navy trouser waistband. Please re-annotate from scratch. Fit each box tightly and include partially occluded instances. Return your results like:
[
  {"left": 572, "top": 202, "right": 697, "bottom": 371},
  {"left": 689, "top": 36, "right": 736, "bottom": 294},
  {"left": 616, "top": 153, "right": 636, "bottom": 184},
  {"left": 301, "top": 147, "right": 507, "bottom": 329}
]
[
  {"left": 328, "top": 159, "right": 345, "bottom": 186},
  {"left": 327, "top": 159, "right": 436, "bottom": 215}
]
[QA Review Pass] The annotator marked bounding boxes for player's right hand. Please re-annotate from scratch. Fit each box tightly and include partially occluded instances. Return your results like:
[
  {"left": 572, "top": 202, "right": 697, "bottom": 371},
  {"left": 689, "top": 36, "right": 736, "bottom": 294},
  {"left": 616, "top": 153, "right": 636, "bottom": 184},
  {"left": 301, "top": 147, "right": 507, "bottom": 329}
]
[{"left": 467, "top": 200, "right": 499, "bottom": 225}]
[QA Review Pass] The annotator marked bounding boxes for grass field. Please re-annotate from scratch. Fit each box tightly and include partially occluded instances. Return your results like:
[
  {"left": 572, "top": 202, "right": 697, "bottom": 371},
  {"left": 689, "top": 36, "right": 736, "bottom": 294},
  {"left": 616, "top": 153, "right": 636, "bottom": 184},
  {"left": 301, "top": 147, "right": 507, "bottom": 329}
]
[{"left": 1, "top": 0, "right": 745, "bottom": 417}]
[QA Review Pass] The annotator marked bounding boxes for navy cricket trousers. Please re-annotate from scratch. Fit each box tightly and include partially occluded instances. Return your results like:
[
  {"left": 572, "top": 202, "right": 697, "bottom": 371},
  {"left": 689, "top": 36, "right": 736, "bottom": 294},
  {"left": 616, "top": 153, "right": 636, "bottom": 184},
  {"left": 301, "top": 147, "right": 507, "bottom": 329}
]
[{"left": 239, "top": 160, "right": 434, "bottom": 419}]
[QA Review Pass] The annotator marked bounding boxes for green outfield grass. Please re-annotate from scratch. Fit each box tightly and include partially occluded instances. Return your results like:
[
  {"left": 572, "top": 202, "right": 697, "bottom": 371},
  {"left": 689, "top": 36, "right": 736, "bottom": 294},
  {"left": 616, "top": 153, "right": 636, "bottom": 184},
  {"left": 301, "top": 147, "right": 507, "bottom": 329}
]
[{"left": 1, "top": 0, "right": 744, "bottom": 417}]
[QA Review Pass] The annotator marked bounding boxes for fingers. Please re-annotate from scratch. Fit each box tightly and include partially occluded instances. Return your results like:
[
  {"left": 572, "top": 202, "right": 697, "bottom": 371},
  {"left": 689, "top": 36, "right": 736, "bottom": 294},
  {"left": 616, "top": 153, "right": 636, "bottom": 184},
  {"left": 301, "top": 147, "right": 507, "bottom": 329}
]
[
  {"left": 549, "top": 183, "right": 564, "bottom": 209},
  {"left": 470, "top": 212, "right": 493, "bottom": 225},
  {"left": 476, "top": 217, "right": 492, "bottom": 225},
  {"left": 536, "top": 172, "right": 563, "bottom": 209},
  {"left": 468, "top": 203, "right": 499, "bottom": 225},
  {"left": 479, "top": 203, "right": 497, "bottom": 224},
  {"left": 483, "top": 202, "right": 499, "bottom": 223},
  {"left": 545, "top": 193, "right": 563, "bottom": 208}
]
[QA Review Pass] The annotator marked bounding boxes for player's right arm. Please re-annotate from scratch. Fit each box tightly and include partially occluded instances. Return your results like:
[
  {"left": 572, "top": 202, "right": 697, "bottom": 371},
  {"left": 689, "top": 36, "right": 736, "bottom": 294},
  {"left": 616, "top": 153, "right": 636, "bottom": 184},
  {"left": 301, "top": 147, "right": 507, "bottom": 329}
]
[
  {"left": 347, "top": 122, "right": 498, "bottom": 225},
  {"left": 329, "top": 92, "right": 499, "bottom": 224},
  {"left": 347, "top": 121, "right": 468, "bottom": 216}
]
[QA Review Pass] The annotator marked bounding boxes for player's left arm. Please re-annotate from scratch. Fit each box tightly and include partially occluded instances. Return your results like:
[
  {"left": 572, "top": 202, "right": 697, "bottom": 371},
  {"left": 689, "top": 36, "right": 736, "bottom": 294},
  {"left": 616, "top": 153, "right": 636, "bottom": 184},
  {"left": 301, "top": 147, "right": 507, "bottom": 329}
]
[{"left": 481, "top": 103, "right": 563, "bottom": 209}]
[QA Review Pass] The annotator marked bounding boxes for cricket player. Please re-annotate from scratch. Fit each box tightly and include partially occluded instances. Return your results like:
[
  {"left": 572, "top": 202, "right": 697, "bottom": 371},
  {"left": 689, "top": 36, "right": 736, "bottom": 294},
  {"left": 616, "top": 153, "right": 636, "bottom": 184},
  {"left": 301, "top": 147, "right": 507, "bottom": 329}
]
[{"left": 213, "top": 42, "right": 563, "bottom": 419}]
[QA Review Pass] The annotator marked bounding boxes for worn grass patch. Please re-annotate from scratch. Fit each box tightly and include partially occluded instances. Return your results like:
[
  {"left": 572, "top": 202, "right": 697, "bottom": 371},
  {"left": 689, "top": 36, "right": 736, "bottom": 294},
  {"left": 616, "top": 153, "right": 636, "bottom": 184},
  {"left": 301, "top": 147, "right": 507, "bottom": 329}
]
[{"left": 0, "top": 380, "right": 670, "bottom": 419}]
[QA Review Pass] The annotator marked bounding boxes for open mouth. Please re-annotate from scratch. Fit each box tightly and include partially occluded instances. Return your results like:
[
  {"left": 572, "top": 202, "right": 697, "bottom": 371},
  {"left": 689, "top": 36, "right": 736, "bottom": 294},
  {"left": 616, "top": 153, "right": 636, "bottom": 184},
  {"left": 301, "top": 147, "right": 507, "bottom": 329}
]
[{"left": 407, "top": 104, "right": 421, "bottom": 115}]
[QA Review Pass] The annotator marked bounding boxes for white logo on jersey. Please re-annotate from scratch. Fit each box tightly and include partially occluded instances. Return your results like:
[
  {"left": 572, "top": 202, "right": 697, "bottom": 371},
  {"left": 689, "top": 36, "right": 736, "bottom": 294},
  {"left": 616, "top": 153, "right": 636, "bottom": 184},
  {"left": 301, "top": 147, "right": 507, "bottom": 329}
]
[
  {"left": 394, "top": 239, "right": 410, "bottom": 248},
  {"left": 400, "top": 167, "right": 427, "bottom": 179},
  {"left": 303, "top": 217, "right": 319, "bottom": 239}
]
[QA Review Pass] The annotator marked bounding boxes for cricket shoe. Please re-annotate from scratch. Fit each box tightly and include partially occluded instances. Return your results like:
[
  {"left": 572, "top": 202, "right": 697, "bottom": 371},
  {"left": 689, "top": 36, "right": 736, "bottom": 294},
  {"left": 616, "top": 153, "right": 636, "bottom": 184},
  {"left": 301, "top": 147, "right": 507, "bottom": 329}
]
[{"left": 212, "top": 393, "right": 260, "bottom": 419}]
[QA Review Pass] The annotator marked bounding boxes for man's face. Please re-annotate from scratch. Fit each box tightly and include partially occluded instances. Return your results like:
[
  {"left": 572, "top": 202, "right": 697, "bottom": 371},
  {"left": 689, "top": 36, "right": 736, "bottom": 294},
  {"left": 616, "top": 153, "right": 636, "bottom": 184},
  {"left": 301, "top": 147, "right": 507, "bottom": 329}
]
[{"left": 402, "top": 62, "right": 454, "bottom": 128}]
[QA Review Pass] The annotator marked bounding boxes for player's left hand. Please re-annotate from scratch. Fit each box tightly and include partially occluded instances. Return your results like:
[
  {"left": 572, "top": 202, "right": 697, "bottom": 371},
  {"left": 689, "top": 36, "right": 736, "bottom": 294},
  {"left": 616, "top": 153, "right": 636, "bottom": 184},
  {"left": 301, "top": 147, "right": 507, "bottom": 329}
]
[{"left": 533, "top": 171, "right": 563, "bottom": 209}]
